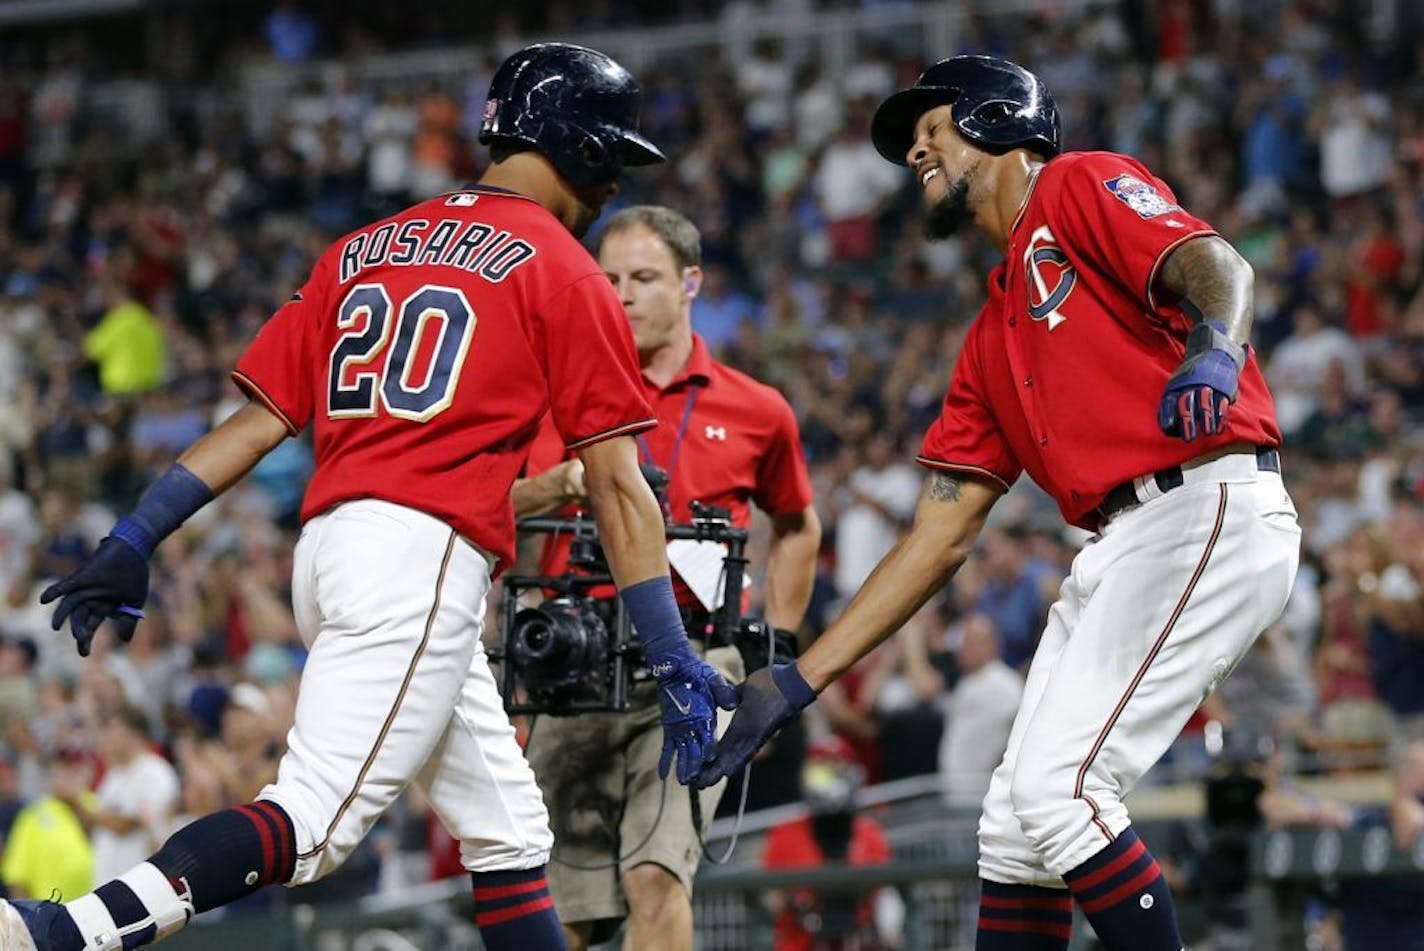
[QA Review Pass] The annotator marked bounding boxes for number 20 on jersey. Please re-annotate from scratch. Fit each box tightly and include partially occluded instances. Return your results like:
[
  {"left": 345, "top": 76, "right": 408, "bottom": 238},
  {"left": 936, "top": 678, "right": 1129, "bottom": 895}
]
[{"left": 327, "top": 283, "right": 475, "bottom": 423}]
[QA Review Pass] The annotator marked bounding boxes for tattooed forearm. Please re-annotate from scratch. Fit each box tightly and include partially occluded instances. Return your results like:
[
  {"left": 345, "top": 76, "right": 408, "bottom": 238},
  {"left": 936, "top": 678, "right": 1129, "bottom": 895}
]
[
  {"left": 1156, "top": 235, "right": 1254, "bottom": 344},
  {"left": 928, "top": 472, "right": 962, "bottom": 502}
]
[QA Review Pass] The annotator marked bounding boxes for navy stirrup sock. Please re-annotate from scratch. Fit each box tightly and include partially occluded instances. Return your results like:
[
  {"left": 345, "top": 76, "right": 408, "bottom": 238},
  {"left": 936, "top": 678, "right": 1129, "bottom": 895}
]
[
  {"left": 470, "top": 866, "right": 565, "bottom": 950},
  {"left": 1063, "top": 826, "right": 1182, "bottom": 951},
  {"left": 976, "top": 879, "right": 1072, "bottom": 950}
]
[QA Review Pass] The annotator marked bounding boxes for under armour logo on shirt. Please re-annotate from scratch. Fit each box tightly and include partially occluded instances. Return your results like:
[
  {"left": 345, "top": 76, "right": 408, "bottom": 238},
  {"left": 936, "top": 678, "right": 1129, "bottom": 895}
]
[{"left": 705, "top": 425, "right": 726, "bottom": 441}]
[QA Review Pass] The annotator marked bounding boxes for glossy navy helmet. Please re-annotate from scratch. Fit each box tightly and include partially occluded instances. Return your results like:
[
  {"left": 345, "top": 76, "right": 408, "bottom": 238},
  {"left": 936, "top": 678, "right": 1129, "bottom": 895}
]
[
  {"left": 479, "top": 43, "right": 666, "bottom": 186},
  {"left": 871, "top": 55, "right": 1060, "bottom": 165}
]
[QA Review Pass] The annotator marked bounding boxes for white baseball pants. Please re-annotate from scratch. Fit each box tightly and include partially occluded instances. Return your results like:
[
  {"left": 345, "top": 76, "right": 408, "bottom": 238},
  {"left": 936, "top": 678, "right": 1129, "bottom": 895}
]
[
  {"left": 258, "top": 500, "right": 552, "bottom": 884},
  {"left": 978, "top": 454, "right": 1301, "bottom": 884}
]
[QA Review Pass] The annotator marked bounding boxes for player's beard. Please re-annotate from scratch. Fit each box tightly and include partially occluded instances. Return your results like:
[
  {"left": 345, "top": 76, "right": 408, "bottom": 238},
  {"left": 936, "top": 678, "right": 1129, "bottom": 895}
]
[{"left": 924, "top": 168, "right": 975, "bottom": 241}]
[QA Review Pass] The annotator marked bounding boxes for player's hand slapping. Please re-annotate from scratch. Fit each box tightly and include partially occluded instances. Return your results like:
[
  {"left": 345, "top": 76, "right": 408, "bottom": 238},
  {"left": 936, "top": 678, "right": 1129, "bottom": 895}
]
[
  {"left": 649, "top": 647, "right": 739, "bottom": 784},
  {"left": 40, "top": 535, "right": 149, "bottom": 657},
  {"left": 1158, "top": 320, "right": 1247, "bottom": 442},
  {"left": 692, "top": 663, "right": 817, "bottom": 790}
]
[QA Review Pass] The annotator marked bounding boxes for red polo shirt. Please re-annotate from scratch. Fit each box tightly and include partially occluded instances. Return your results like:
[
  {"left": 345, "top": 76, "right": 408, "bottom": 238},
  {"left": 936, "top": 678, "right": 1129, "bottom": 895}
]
[{"left": 526, "top": 333, "right": 813, "bottom": 599}]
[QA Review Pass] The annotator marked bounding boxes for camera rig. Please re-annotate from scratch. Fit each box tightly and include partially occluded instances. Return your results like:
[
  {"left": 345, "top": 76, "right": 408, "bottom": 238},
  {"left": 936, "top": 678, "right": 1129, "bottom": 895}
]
[{"left": 491, "top": 501, "right": 793, "bottom": 716}]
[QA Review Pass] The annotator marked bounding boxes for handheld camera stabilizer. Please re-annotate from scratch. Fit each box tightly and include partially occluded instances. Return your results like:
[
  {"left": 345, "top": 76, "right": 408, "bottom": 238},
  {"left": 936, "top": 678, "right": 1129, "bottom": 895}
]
[{"left": 492, "top": 501, "right": 792, "bottom": 716}]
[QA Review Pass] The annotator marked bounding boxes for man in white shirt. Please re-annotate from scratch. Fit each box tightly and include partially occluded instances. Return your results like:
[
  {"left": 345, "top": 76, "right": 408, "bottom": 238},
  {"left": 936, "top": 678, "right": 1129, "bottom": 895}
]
[
  {"left": 75, "top": 706, "right": 180, "bottom": 882},
  {"left": 1265, "top": 304, "right": 1365, "bottom": 434},
  {"left": 939, "top": 613, "right": 1023, "bottom": 810},
  {"left": 834, "top": 433, "right": 921, "bottom": 597}
]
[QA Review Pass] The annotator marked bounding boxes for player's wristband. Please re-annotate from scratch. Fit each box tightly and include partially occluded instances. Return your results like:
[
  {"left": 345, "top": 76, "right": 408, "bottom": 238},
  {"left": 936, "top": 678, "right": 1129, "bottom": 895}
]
[
  {"left": 771, "top": 662, "right": 817, "bottom": 710},
  {"left": 111, "top": 463, "right": 215, "bottom": 559},
  {"left": 1187, "top": 320, "right": 1247, "bottom": 371},
  {"left": 620, "top": 575, "right": 691, "bottom": 672}
]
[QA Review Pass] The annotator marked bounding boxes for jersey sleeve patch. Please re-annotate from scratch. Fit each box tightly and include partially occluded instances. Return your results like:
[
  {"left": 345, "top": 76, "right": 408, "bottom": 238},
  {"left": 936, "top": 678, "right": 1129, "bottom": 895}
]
[{"left": 1103, "top": 174, "right": 1181, "bottom": 219}]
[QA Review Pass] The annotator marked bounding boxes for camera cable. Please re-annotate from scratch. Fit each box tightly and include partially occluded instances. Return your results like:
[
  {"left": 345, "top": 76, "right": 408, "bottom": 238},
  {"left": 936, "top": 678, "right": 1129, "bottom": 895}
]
[{"left": 693, "top": 614, "right": 775, "bottom": 865}]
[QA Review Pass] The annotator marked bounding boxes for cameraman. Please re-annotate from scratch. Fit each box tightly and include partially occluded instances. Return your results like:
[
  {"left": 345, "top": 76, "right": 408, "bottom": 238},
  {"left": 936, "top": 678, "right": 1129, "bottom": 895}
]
[{"left": 513, "top": 205, "right": 820, "bottom": 951}]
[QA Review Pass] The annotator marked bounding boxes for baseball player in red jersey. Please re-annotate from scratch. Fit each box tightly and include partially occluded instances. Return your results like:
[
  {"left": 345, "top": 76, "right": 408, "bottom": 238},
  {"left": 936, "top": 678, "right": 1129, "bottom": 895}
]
[
  {"left": 3, "top": 45, "right": 737, "bottom": 951},
  {"left": 693, "top": 56, "right": 1301, "bottom": 951},
  {"left": 512, "top": 205, "right": 821, "bottom": 951}
]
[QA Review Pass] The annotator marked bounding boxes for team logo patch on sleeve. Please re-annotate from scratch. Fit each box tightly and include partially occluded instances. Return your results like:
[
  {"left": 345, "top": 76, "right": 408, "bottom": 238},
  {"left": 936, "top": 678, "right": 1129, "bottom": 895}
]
[{"left": 1103, "top": 174, "right": 1180, "bottom": 218}]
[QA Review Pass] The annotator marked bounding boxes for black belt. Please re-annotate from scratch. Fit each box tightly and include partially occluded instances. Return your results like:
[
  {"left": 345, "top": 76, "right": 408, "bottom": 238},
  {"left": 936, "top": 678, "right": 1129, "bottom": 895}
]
[{"left": 1097, "top": 447, "right": 1281, "bottom": 524}]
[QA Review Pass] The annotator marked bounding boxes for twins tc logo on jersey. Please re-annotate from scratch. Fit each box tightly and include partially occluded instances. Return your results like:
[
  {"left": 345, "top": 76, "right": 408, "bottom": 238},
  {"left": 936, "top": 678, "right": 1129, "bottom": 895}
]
[
  {"left": 1103, "top": 173, "right": 1181, "bottom": 219},
  {"left": 1023, "top": 225, "right": 1076, "bottom": 331}
]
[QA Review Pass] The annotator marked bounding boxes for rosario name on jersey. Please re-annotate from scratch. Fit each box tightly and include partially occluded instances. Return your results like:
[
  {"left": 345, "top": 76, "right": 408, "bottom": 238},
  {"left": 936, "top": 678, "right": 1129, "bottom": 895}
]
[{"left": 233, "top": 187, "right": 655, "bottom": 571}]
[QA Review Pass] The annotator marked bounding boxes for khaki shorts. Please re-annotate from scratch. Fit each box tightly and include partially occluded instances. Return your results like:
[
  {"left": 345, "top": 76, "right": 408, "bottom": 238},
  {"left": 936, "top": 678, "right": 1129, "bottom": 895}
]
[{"left": 524, "top": 646, "right": 743, "bottom": 936}]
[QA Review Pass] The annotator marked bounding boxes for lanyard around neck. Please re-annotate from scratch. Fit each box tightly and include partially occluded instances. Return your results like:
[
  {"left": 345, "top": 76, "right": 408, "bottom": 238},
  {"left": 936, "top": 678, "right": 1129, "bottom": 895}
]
[{"left": 635, "top": 383, "right": 702, "bottom": 480}]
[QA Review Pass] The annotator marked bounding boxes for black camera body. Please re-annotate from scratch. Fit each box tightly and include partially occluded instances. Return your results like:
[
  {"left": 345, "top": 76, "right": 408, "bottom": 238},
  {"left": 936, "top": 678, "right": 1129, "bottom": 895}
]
[{"left": 491, "top": 500, "right": 794, "bottom": 716}]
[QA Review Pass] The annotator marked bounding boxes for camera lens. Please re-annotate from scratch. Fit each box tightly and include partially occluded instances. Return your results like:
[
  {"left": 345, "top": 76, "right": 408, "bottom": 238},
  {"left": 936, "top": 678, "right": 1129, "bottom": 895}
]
[
  {"left": 517, "top": 617, "right": 556, "bottom": 658},
  {"left": 509, "top": 597, "right": 608, "bottom": 695}
]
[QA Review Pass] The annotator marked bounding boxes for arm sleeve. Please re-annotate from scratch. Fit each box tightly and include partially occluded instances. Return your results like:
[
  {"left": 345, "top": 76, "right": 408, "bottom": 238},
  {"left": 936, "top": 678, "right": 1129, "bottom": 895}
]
[
  {"left": 83, "top": 315, "right": 116, "bottom": 361},
  {"left": 752, "top": 394, "right": 814, "bottom": 516},
  {"left": 534, "top": 273, "right": 655, "bottom": 451},
  {"left": 1048, "top": 154, "right": 1218, "bottom": 313},
  {"left": 917, "top": 329, "right": 1021, "bottom": 491},
  {"left": 232, "top": 264, "right": 328, "bottom": 436}
]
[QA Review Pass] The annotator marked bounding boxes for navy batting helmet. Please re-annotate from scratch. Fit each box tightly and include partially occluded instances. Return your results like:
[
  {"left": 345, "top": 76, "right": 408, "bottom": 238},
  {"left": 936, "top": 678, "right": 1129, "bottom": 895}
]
[
  {"left": 479, "top": 43, "right": 665, "bottom": 187},
  {"left": 871, "top": 55, "right": 1060, "bottom": 165}
]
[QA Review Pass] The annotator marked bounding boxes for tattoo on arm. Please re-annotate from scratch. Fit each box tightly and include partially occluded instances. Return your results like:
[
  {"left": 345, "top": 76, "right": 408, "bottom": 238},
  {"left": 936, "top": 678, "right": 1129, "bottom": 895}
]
[
  {"left": 1156, "top": 235, "right": 1253, "bottom": 343},
  {"left": 928, "top": 472, "right": 962, "bottom": 502}
]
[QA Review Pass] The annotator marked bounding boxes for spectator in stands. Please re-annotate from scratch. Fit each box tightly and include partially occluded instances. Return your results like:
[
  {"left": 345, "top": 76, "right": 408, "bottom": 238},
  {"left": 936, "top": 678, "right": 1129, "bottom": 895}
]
[
  {"left": 209, "top": 682, "right": 281, "bottom": 804},
  {"left": 1, "top": 745, "right": 93, "bottom": 900},
  {"left": 813, "top": 104, "right": 901, "bottom": 264},
  {"left": 969, "top": 526, "right": 1054, "bottom": 671},
  {"left": 82, "top": 277, "right": 164, "bottom": 398},
  {"left": 363, "top": 89, "right": 418, "bottom": 216},
  {"left": 1342, "top": 202, "right": 1406, "bottom": 340},
  {"left": 1314, "top": 72, "right": 1393, "bottom": 204},
  {"left": 73, "top": 705, "right": 179, "bottom": 882},
  {"left": 936, "top": 613, "right": 1022, "bottom": 811},
  {"left": 761, "top": 736, "right": 899, "bottom": 951},
  {"left": 0, "top": 635, "right": 37, "bottom": 743},
  {"left": 691, "top": 261, "right": 761, "bottom": 352},
  {"left": 1359, "top": 502, "right": 1424, "bottom": 745},
  {"left": 1266, "top": 303, "right": 1365, "bottom": 436},
  {"left": 1315, "top": 527, "right": 1397, "bottom": 766},
  {"left": 870, "top": 601, "right": 953, "bottom": 781},
  {"left": 832, "top": 432, "right": 919, "bottom": 598}
]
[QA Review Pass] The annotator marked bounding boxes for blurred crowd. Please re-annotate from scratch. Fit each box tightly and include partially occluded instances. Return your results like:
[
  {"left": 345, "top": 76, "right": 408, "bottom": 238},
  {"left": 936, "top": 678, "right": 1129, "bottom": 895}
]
[{"left": 0, "top": 0, "right": 1423, "bottom": 913}]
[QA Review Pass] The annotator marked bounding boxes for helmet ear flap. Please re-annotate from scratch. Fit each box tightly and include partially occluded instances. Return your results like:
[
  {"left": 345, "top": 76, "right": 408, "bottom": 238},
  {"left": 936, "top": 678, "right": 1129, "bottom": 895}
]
[
  {"left": 974, "top": 100, "right": 1016, "bottom": 126},
  {"left": 577, "top": 131, "right": 614, "bottom": 175}
]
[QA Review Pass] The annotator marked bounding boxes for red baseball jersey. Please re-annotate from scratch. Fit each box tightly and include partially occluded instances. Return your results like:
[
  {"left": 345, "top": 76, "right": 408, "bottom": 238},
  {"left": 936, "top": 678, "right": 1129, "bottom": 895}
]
[
  {"left": 526, "top": 333, "right": 813, "bottom": 596},
  {"left": 234, "top": 186, "right": 655, "bottom": 571},
  {"left": 919, "top": 151, "right": 1280, "bottom": 531}
]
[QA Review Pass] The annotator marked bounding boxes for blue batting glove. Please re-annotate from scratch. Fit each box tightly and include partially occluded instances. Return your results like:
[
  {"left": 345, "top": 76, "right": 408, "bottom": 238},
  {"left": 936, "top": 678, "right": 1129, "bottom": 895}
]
[
  {"left": 39, "top": 533, "right": 150, "bottom": 657},
  {"left": 649, "top": 648, "right": 739, "bottom": 785},
  {"left": 692, "top": 663, "right": 816, "bottom": 790},
  {"left": 1158, "top": 322, "right": 1246, "bottom": 443}
]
